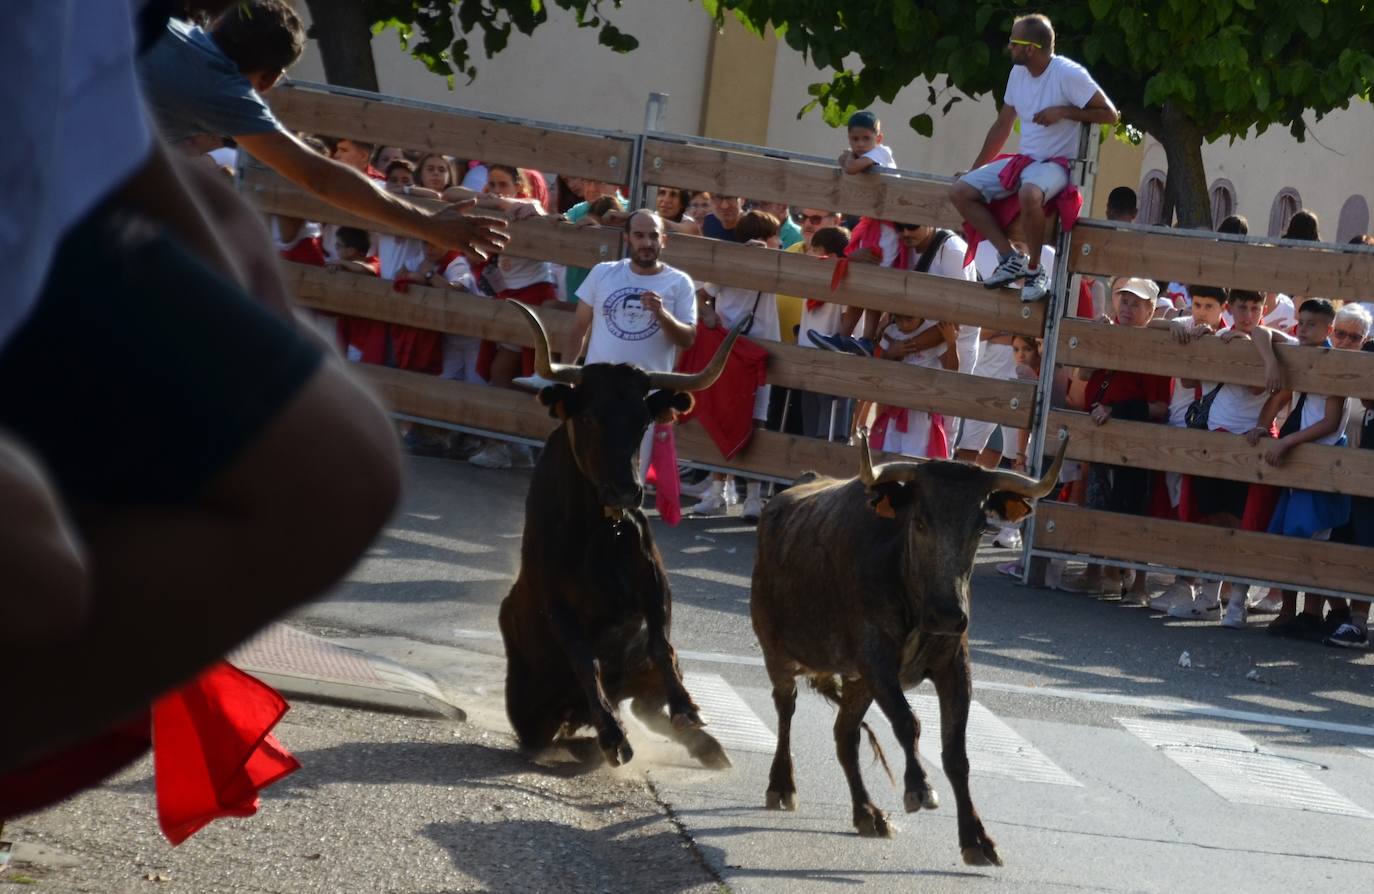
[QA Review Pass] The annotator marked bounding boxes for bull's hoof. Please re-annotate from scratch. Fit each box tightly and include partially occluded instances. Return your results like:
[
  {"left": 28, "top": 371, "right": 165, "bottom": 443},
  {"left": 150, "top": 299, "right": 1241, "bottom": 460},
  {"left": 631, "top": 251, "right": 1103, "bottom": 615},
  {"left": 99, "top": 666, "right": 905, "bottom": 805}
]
[
  {"left": 904, "top": 787, "right": 940, "bottom": 812},
  {"left": 765, "top": 790, "right": 797, "bottom": 811},
  {"left": 602, "top": 738, "right": 634, "bottom": 767},
  {"left": 670, "top": 709, "right": 705, "bottom": 732},
  {"left": 560, "top": 737, "right": 604, "bottom": 765},
  {"left": 853, "top": 806, "right": 892, "bottom": 838},
  {"left": 694, "top": 743, "right": 733, "bottom": 770},
  {"left": 961, "top": 841, "right": 1003, "bottom": 867}
]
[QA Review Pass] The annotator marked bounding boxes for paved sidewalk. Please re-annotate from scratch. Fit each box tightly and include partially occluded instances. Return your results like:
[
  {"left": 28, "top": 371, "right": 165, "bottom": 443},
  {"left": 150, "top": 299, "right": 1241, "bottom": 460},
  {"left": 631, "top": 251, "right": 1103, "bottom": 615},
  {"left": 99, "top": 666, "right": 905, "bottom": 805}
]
[{"left": 4, "top": 632, "right": 728, "bottom": 894}]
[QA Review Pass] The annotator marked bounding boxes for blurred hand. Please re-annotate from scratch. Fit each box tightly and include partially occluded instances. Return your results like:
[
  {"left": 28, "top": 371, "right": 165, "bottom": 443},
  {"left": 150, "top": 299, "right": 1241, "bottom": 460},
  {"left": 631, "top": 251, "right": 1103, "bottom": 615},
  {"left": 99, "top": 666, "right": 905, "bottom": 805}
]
[
  {"left": 429, "top": 198, "right": 509, "bottom": 260},
  {"left": 641, "top": 291, "right": 664, "bottom": 316},
  {"left": 1244, "top": 427, "right": 1269, "bottom": 447}
]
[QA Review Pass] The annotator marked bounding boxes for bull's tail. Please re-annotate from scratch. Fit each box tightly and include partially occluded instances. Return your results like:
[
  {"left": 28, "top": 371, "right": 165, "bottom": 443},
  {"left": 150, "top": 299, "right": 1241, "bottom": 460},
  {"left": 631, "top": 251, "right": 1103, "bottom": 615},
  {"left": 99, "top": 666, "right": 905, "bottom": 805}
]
[{"left": 806, "top": 674, "right": 895, "bottom": 786}]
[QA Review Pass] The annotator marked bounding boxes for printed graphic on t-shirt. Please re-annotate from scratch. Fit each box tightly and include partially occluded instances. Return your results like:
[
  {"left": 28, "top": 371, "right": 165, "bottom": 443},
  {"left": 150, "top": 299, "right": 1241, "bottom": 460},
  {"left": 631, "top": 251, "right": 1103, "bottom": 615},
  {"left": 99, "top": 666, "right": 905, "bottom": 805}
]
[{"left": 603, "top": 288, "right": 661, "bottom": 341}]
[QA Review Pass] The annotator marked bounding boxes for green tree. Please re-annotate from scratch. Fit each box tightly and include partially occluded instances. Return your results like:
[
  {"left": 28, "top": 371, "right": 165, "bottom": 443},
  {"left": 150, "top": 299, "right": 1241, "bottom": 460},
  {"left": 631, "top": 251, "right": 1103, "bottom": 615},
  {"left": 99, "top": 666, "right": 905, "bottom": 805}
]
[{"left": 703, "top": 0, "right": 1374, "bottom": 227}]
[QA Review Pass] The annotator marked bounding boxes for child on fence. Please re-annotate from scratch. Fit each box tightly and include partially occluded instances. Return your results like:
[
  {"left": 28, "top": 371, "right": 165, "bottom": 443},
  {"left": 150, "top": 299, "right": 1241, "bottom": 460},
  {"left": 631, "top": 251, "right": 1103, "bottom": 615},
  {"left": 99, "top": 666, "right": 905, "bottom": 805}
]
[
  {"left": 1169, "top": 289, "right": 1284, "bottom": 619},
  {"left": 1245, "top": 299, "right": 1352, "bottom": 634},
  {"left": 869, "top": 312, "right": 959, "bottom": 460},
  {"left": 1145, "top": 284, "right": 1229, "bottom": 613},
  {"left": 1327, "top": 339, "right": 1374, "bottom": 648},
  {"left": 328, "top": 227, "right": 386, "bottom": 365},
  {"left": 810, "top": 111, "right": 900, "bottom": 356},
  {"left": 384, "top": 159, "right": 416, "bottom": 189},
  {"left": 797, "top": 226, "right": 853, "bottom": 440}
]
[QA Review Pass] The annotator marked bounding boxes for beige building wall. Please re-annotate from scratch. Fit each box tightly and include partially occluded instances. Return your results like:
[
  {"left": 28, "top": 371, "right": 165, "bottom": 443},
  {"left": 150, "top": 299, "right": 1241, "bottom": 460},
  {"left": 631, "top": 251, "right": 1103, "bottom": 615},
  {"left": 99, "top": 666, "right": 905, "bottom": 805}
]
[
  {"left": 1138, "top": 102, "right": 1374, "bottom": 240},
  {"left": 289, "top": 0, "right": 713, "bottom": 137}
]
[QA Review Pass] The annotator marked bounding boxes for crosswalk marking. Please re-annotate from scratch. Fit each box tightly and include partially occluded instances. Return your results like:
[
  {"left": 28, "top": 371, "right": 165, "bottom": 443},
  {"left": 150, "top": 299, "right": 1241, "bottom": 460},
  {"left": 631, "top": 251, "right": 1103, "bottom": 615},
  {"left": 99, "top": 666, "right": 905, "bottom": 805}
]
[
  {"left": 346, "top": 557, "right": 507, "bottom": 583},
  {"left": 906, "top": 695, "right": 1082, "bottom": 787},
  {"left": 1117, "top": 717, "right": 1374, "bottom": 819},
  {"left": 673, "top": 567, "right": 753, "bottom": 589},
  {"left": 383, "top": 528, "right": 496, "bottom": 554},
  {"left": 684, "top": 672, "right": 777, "bottom": 754}
]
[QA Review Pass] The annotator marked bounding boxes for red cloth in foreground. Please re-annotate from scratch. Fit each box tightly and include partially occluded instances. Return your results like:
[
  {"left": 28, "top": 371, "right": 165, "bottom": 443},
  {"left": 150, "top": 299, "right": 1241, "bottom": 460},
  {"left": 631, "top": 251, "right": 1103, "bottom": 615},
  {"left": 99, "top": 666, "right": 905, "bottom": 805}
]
[
  {"left": 961, "top": 154, "right": 1083, "bottom": 265},
  {"left": 676, "top": 323, "right": 769, "bottom": 459},
  {"left": 153, "top": 662, "right": 300, "bottom": 846},
  {"left": 644, "top": 422, "right": 682, "bottom": 525},
  {"left": 0, "top": 663, "right": 297, "bottom": 847}
]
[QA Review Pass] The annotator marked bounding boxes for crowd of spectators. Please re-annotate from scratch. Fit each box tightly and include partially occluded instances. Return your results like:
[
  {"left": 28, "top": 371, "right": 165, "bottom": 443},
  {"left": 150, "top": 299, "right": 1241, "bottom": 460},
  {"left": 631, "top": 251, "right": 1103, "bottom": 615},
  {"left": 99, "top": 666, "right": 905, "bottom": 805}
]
[{"left": 170, "top": 5, "right": 1374, "bottom": 650}]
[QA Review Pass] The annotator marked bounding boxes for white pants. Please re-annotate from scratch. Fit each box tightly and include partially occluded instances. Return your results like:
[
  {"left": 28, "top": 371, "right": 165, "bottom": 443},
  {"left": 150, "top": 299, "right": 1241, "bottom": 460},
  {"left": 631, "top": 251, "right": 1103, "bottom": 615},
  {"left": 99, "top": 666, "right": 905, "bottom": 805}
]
[
  {"left": 881, "top": 410, "right": 934, "bottom": 459},
  {"left": 956, "top": 341, "right": 1017, "bottom": 454},
  {"left": 441, "top": 334, "right": 486, "bottom": 383}
]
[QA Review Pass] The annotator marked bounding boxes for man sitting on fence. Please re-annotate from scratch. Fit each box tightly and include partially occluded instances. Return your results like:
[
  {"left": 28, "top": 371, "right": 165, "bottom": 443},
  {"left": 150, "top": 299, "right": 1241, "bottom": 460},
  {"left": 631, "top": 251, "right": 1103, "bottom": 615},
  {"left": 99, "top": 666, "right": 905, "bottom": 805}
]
[{"left": 947, "top": 13, "right": 1118, "bottom": 303}]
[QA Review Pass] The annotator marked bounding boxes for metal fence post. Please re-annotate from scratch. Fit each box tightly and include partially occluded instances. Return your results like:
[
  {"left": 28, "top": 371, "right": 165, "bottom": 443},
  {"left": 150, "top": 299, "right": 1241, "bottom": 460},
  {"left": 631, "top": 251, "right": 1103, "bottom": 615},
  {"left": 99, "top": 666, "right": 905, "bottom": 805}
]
[{"left": 1019, "top": 124, "right": 1101, "bottom": 586}]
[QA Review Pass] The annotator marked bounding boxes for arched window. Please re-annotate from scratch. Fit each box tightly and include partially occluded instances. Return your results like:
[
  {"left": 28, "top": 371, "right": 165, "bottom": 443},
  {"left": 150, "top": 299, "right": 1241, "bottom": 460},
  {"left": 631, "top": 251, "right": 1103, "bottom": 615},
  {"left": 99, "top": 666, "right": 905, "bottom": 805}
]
[
  {"left": 1138, "top": 169, "right": 1167, "bottom": 226},
  {"left": 1209, "top": 178, "right": 1237, "bottom": 230},
  {"left": 1269, "top": 188, "right": 1302, "bottom": 238},
  {"left": 1336, "top": 195, "right": 1370, "bottom": 243}
]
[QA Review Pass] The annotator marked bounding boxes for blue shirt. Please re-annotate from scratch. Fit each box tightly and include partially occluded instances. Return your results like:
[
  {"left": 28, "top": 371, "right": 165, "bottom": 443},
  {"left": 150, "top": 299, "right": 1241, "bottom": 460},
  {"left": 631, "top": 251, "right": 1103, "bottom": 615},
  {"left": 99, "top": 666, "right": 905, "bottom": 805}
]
[{"left": 139, "top": 19, "right": 281, "bottom": 144}]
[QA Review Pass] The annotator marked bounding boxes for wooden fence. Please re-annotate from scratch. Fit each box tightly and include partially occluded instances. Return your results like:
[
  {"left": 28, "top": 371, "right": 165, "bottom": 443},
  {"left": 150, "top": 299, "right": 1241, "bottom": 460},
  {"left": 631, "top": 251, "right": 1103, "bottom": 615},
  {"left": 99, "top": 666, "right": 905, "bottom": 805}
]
[{"left": 247, "top": 81, "right": 1374, "bottom": 602}]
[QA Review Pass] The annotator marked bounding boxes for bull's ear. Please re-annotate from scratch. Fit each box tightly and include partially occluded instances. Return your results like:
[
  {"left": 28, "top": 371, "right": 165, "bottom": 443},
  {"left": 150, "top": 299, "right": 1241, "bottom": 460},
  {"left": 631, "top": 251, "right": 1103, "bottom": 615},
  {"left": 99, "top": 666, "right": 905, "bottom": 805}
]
[
  {"left": 986, "top": 491, "right": 1034, "bottom": 523},
  {"left": 867, "top": 482, "right": 912, "bottom": 519},
  {"left": 538, "top": 384, "right": 578, "bottom": 420},
  {"left": 646, "top": 389, "right": 694, "bottom": 424}
]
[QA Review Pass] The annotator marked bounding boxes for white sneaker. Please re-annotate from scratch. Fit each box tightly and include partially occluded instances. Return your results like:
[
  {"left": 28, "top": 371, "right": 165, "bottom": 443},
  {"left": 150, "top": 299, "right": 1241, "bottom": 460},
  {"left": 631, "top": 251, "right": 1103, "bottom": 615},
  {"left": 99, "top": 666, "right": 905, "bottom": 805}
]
[
  {"left": 741, "top": 495, "right": 764, "bottom": 524},
  {"left": 1168, "top": 580, "right": 1222, "bottom": 619},
  {"left": 689, "top": 482, "right": 729, "bottom": 516},
  {"left": 994, "top": 526, "right": 1022, "bottom": 550},
  {"left": 1220, "top": 585, "right": 1249, "bottom": 628},
  {"left": 1150, "top": 580, "right": 1196, "bottom": 613},
  {"left": 468, "top": 442, "right": 512, "bottom": 469},
  {"left": 982, "top": 251, "right": 1030, "bottom": 288},
  {"left": 679, "top": 477, "right": 715, "bottom": 498},
  {"left": 1020, "top": 266, "right": 1050, "bottom": 303},
  {"left": 724, "top": 476, "right": 740, "bottom": 507},
  {"left": 1251, "top": 588, "right": 1283, "bottom": 613},
  {"left": 508, "top": 443, "right": 535, "bottom": 468}
]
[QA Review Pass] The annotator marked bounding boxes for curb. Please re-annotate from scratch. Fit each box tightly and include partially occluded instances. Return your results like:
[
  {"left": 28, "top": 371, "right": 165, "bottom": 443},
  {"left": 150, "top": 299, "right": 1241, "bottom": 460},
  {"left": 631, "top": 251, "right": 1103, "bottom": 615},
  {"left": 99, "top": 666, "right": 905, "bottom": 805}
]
[{"left": 229, "top": 624, "right": 465, "bottom": 721}]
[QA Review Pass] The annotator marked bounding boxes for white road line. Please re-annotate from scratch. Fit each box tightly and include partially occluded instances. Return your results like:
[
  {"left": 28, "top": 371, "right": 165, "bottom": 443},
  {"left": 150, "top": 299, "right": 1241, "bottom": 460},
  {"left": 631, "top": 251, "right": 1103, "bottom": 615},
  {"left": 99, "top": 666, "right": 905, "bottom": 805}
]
[
  {"left": 446, "top": 631, "right": 1374, "bottom": 739},
  {"left": 672, "top": 567, "right": 754, "bottom": 589},
  {"left": 384, "top": 528, "right": 497, "bottom": 554},
  {"left": 346, "top": 558, "right": 507, "bottom": 584},
  {"left": 683, "top": 672, "right": 776, "bottom": 754},
  {"left": 1118, "top": 717, "right": 1374, "bottom": 819},
  {"left": 907, "top": 695, "right": 1081, "bottom": 787}
]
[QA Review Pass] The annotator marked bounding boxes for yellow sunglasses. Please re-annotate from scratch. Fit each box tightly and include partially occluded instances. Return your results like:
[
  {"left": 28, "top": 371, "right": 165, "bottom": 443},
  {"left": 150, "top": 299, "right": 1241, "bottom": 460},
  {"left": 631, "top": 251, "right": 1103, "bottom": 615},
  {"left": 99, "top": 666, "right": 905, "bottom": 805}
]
[{"left": 1008, "top": 38, "right": 1043, "bottom": 48}]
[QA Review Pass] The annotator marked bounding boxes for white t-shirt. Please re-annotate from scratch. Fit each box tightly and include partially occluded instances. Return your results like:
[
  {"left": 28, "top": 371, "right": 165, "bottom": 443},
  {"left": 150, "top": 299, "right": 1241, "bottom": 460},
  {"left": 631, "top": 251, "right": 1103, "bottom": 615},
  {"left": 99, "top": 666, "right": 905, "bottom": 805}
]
[
  {"left": 1264, "top": 294, "right": 1298, "bottom": 334},
  {"left": 377, "top": 235, "right": 425, "bottom": 280},
  {"left": 862, "top": 145, "right": 896, "bottom": 169},
  {"left": 1207, "top": 382, "right": 1269, "bottom": 433},
  {"left": 799, "top": 302, "right": 845, "bottom": 348},
  {"left": 1004, "top": 56, "right": 1103, "bottom": 161},
  {"left": 705, "top": 284, "right": 782, "bottom": 343},
  {"left": 576, "top": 259, "right": 698, "bottom": 372},
  {"left": 488, "top": 254, "right": 556, "bottom": 292},
  {"left": 881, "top": 321, "right": 946, "bottom": 369},
  {"left": 1168, "top": 378, "right": 1198, "bottom": 428},
  {"left": 906, "top": 233, "right": 979, "bottom": 371},
  {"left": 1294, "top": 392, "right": 1350, "bottom": 446}
]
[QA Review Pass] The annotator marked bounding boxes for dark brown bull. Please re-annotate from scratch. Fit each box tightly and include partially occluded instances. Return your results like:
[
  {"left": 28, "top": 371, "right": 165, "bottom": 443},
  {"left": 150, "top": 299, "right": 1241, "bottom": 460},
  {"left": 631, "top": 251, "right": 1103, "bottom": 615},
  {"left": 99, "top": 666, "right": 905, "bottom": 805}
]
[
  {"left": 751, "top": 431, "right": 1066, "bottom": 865},
  {"left": 499, "top": 301, "right": 742, "bottom": 770}
]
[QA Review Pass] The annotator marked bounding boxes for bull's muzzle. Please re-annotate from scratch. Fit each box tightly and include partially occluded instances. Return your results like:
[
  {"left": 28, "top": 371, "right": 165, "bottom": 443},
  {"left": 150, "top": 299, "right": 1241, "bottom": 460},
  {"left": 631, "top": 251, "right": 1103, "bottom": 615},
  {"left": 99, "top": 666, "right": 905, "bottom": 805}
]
[{"left": 922, "top": 609, "right": 969, "bottom": 637}]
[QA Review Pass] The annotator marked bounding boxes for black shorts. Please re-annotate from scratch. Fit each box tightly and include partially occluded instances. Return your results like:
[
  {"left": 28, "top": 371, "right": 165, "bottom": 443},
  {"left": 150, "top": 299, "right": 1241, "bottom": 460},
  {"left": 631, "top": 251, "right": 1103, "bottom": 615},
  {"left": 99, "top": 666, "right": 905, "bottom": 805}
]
[
  {"left": 0, "top": 208, "right": 323, "bottom": 506},
  {"left": 1192, "top": 474, "right": 1250, "bottom": 519}
]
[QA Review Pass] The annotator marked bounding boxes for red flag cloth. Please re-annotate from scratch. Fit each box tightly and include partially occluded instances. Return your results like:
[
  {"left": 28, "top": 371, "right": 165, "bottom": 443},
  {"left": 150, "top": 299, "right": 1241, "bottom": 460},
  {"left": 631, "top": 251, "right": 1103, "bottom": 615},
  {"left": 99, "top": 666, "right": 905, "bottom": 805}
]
[
  {"left": 644, "top": 423, "right": 682, "bottom": 525},
  {"left": 279, "top": 236, "right": 326, "bottom": 267},
  {"left": 153, "top": 662, "right": 300, "bottom": 846},
  {"left": 675, "top": 323, "right": 769, "bottom": 459},
  {"left": 961, "top": 154, "right": 1083, "bottom": 266}
]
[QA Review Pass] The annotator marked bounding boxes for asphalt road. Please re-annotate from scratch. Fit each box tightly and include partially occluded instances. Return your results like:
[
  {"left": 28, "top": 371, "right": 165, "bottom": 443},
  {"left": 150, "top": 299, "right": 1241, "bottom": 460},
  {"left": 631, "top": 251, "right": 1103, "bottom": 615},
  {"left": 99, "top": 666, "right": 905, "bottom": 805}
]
[{"left": 296, "top": 454, "right": 1374, "bottom": 893}]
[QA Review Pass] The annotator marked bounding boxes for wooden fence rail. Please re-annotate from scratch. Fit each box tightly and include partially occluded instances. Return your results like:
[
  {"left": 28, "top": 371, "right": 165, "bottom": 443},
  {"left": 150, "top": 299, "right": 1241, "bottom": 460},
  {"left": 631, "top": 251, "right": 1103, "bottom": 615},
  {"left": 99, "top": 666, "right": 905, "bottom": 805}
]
[
  {"left": 1035, "top": 504, "right": 1374, "bottom": 599},
  {"left": 1056, "top": 319, "right": 1374, "bottom": 401},
  {"left": 1069, "top": 220, "right": 1374, "bottom": 302},
  {"left": 287, "top": 263, "right": 1035, "bottom": 427},
  {"left": 266, "top": 83, "right": 634, "bottom": 185},
  {"left": 1051, "top": 410, "right": 1374, "bottom": 498}
]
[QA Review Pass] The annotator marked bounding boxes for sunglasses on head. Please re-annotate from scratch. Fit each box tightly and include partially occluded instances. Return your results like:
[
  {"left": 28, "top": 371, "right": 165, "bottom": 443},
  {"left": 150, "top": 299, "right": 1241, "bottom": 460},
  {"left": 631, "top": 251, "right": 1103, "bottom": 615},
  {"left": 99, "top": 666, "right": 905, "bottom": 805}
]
[{"left": 1008, "top": 38, "right": 1043, "bottom": 49}]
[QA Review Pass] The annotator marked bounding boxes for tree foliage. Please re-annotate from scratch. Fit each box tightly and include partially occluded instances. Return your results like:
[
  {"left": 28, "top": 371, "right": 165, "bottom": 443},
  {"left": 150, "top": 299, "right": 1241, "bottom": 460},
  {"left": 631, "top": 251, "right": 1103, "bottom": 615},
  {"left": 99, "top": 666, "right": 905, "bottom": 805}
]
[{"left": 361, "top": 0, "right": 637, "bottom": 85}]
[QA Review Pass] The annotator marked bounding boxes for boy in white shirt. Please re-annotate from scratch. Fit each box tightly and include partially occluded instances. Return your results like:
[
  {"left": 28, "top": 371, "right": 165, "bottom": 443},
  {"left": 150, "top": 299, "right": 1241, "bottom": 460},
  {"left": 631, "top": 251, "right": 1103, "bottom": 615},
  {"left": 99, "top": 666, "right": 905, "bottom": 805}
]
[{"left": 837, "top": 110, "right": 896, "bottom": 174}]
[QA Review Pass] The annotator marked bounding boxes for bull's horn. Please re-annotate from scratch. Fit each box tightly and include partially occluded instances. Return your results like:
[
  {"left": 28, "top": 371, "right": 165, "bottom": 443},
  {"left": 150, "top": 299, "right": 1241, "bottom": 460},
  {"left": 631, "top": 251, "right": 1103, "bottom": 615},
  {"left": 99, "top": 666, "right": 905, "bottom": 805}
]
[
  {"left": 644, "top": 316, "right": 749, "bottom": 392},
  {"left": 857, "top": 427, "right": 923, "bottom": 487},
  {"left": 509, "top": 300, "right": 582, "bottom": 385},
  {"left": 982, "top": 436, "right": 1069, "bottom": 499}
]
